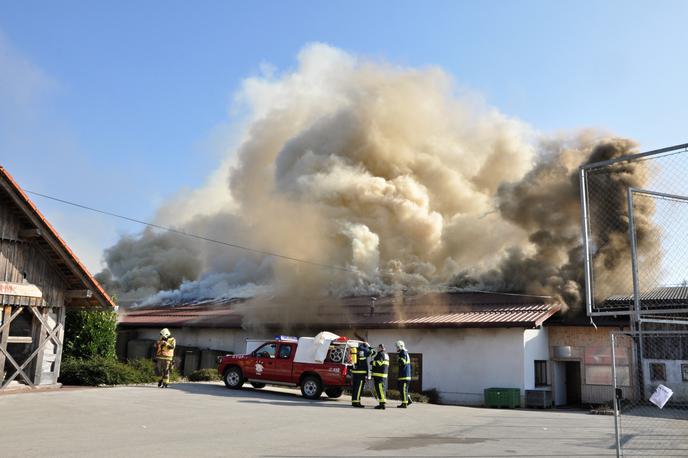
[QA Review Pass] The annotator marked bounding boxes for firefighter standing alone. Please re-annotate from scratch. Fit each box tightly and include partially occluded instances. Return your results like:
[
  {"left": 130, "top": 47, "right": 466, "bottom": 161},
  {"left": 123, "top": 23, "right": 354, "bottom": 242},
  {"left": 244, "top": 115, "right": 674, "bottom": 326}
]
[
  {"left": 350, "top": 342, "right": 371, "bottom": 408},
  {"left": 370, "top": 343, "right": 389, "bottom": 410},
  {"left": 155, "top": 328, "right": 176, "bottom": 388},
  {"left": 395, "top": 340, "right": 413, "bottom": 408}
]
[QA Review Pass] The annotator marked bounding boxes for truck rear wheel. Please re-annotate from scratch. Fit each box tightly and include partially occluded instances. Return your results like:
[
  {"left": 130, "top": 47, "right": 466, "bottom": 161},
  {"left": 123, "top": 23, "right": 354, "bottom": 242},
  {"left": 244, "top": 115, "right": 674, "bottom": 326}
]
[
  {"left": 300, "top": 375, "right": 323, "bottom": 399},
  {"left": 223, "top": 367, "right": 244, "bottom": 389},
  {"left": 250, "top": 382, "right": 266, "bottom": 389},
  {"left": 325, "top": 387, "right": 343, "bottom": 398}
]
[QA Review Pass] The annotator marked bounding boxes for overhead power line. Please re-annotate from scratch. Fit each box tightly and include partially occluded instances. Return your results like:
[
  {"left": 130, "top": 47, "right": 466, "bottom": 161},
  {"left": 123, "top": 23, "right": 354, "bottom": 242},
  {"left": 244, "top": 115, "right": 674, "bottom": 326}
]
[{"left": 25, "top": 189, "right": 355, "bottom": 273}]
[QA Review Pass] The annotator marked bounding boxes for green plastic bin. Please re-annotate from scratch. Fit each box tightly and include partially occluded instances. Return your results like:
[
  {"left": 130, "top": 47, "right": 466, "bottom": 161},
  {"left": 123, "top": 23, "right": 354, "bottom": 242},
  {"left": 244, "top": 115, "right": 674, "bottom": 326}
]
[{"left": 484, "top": 387, "right": 521, "bottom": 408}]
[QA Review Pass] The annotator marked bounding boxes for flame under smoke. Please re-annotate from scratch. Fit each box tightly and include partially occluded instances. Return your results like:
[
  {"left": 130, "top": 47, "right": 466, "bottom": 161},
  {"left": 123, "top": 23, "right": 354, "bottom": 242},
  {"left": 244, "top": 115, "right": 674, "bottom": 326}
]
[{"left": 97, "top": 44, "right": 654, "bottom": 316}]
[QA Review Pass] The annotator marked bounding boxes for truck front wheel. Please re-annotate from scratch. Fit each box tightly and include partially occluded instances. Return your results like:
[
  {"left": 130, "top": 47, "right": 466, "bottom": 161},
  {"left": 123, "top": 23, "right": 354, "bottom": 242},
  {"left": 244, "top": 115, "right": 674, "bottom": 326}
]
[
  {"left": 325, "top": 387, "right": 343, "bottom": 398},
  {"left": 224, "top": 367, "right": 244, "bottom": 389},
  {"left": 301, "top": 375, "right": 323, "bottom": 399}
]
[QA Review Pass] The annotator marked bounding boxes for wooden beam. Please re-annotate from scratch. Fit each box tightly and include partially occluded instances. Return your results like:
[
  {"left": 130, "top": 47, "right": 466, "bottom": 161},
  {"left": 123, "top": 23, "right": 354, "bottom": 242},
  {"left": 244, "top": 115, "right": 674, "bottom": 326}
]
[
  {"left": 0, "top": 345, "right": 34, "bottom": 388},
  {"left": 52, "top": 307, "right": 66, "bottom": 385},
  {"left": 1, "top": 309, "right": 61, "bottom": 389},
  {"left": 0, "top": 306, "right": 22, "bottom": 336},
  {"left": 0, "top": 306, "right": 10, "bottom": 384},
  {"left": 18, "top": 228, "right": 42, "bottom": 239},
  {"left": 7, "top": 336, "right": 32, "bottom": 344},
  {"left": 32, "top": 307, "right": 49, "bottom": 384},
  {"left": 65, "top": 289, "right": 93, "bottom": 299}
]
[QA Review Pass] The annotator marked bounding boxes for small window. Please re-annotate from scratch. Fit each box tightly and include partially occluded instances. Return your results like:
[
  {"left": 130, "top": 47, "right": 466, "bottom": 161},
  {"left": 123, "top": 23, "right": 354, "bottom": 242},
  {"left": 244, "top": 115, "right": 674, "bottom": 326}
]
[
  {"left": 278, "top": 345, "right": 292, "bottom": 359},
  {"left": 650, "top": 362, "right": 666, "bottom": 382},
  {"left": 255, "top": 343, "right": 276, "bottom": 359},
  {"left": 535, "top": 360, "right": 548, "bottom": 387},
  {"left": 682, "top": 364, "right": 688, "bottom": 382}
]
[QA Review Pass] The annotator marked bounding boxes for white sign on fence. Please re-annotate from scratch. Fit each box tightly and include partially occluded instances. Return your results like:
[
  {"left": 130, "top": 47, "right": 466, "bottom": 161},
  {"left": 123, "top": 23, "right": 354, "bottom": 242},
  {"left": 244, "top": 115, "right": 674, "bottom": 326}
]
[{"left": 649, "top": 384, "right": 673, "bottom": 409}]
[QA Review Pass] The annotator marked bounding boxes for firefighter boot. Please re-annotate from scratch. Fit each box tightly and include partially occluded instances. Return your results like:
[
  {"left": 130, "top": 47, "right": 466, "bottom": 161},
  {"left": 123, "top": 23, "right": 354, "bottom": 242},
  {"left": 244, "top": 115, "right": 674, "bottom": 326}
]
[
  {"left": 397, "top": 404, "right": 407, "bottom": 408},
  {"left": 158, "top": 379, "right": 163, "bottom": 388},
  {"left": 374, "top": 404, "right": 385, "bottom": 410}
]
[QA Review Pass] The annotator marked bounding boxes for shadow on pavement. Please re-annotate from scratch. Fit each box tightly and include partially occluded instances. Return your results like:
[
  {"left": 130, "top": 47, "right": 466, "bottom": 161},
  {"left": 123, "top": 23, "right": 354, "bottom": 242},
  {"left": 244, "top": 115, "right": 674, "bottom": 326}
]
[{"left": 166, "top": 382, "right": 351, "bottom": 408}]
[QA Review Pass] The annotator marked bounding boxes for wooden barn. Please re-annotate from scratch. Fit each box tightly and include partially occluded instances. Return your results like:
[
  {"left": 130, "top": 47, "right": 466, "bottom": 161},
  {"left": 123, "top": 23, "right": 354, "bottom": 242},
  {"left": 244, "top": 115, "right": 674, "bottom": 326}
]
[{"left": 0, "top": 167, "right": 115, "bottom": 391}]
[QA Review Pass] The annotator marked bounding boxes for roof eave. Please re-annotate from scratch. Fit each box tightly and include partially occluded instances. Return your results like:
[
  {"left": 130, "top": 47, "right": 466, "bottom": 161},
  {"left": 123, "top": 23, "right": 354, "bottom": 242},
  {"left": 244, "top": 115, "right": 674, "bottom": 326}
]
[{"left": 0, "top": 167, "right": 115, "bottom": 309}]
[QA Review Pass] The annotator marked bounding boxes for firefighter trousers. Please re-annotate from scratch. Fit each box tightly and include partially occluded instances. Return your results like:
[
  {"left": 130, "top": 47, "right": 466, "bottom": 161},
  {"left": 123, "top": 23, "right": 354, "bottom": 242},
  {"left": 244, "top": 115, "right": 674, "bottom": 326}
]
[
  {"left": 156, "top": 358, "right": 172, "bottom": 384},
  {"left": 398, "top": 380, "right": 412, "bottom": 405},
  {"left": 373, "top": 377, "right": 387, "bottom": 404},
  {"left": 352, "top": 373, "right": 366, "bottom": 405}
]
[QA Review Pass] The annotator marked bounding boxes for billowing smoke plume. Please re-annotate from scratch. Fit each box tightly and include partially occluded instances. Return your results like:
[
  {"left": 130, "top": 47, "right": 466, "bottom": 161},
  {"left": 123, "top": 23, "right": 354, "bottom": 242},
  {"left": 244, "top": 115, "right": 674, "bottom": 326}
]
[
  {"left": 473, "top": 136, "right": 656, "bottom": 309},
  {"left": 98, "top": 44, "right": 653, "bottom": 316}
]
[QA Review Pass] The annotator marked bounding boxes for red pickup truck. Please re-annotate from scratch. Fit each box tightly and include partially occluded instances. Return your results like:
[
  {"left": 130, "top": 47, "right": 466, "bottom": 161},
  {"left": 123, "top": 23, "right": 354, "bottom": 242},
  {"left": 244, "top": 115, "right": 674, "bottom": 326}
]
[{"left": 217, "top": 336, "right": 353, "bottom": 399}]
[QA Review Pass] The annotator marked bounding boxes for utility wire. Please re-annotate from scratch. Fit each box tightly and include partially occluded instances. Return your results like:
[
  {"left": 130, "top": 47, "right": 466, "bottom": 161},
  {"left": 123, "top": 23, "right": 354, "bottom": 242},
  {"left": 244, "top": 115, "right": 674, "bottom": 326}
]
[{"left": 25, "top": 189, "right": 356, "bottom": 273}]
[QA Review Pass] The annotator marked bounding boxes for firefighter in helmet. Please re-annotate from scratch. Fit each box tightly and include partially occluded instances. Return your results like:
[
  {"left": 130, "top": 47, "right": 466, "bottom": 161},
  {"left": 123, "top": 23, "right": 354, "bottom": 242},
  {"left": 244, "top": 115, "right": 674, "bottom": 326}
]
[
  {"left": 350, "top": 342, "right": 371, "bottom": 408},
  {"left": 395, "top": 340, "right": 413, "bottom": 408},
  {"left": 154, "top": 328, "right": 176, "bottom": 388},
  {"left": 370, "top": 343, "right": 389, "bottom": 410}
]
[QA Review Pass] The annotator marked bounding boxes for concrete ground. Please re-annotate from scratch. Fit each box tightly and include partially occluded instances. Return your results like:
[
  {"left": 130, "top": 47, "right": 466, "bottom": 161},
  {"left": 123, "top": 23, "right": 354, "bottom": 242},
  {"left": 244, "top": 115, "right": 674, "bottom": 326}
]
[{"left": 0, "top": 382, "right": 621, "bottom": 457}]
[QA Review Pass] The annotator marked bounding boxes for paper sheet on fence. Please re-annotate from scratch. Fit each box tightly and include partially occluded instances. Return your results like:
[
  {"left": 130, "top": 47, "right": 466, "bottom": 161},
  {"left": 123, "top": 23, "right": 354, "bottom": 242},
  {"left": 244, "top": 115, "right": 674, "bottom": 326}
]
[{"left": 649, "top": 384, "right": 673, "bottom": 409}]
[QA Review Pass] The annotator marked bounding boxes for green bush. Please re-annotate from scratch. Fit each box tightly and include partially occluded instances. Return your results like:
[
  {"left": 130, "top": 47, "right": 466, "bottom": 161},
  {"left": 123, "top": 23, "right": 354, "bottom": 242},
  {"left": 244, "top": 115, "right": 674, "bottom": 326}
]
[
  {"left": 64, "top": 310, "right": 118, "bottom": 360},
  {"left": 59, "top": 357, "right": 144, "bottom": 385},
  {"left": 127, "top": 358, "right": 158, "bottom": 381},
  {"left": 188, "top": 368, "right": 221, "bottom": 382},
  {"left": 58, "top": 357, "right": 180, "bottom": 386}
]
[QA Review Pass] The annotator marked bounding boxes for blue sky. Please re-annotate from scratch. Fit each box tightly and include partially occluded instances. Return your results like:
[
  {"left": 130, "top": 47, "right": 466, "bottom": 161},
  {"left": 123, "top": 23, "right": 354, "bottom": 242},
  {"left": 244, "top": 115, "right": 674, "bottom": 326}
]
[{"left": 1, "top": 1, "right": 688, "bottom": 272}]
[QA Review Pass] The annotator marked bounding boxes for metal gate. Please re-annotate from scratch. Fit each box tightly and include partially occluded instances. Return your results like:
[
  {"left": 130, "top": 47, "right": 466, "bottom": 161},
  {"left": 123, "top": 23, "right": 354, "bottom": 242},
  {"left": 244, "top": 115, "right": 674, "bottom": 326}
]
[
  {"left": 581, "top": 143, "right": 688, "bottom": 455},
  {"left": 611, "top": 331, "right": 688, "bottom": 457}
]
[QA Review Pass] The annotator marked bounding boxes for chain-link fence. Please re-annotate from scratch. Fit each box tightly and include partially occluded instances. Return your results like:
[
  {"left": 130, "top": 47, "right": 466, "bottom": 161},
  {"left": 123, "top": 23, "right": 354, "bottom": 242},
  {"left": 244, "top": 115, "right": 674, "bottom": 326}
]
[
  {"left": 581, "top": 143, "right": 688, "bottom": 317},
  {"left": 627, "top": 189, "right": 688, "bottom": 322},
  {"left": 611, "top": 331, "right": 688, "bottom": 457}
]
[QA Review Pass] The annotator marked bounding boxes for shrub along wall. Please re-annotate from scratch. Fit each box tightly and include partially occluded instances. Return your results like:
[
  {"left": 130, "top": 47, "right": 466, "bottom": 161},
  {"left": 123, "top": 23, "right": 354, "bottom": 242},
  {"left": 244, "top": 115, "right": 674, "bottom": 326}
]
[
  {"left": 64, "top": 310, "right": 118, "bottom": 360},
  {"left": 59, "top": 358, "right": 180, "bottom": 386}
]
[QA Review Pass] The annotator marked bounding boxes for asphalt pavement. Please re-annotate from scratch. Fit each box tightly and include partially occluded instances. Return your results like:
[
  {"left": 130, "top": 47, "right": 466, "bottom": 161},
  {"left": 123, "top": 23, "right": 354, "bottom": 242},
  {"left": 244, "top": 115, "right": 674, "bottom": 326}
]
[{"left": 0, "top": 382, "right": 620, "bottom": 457}]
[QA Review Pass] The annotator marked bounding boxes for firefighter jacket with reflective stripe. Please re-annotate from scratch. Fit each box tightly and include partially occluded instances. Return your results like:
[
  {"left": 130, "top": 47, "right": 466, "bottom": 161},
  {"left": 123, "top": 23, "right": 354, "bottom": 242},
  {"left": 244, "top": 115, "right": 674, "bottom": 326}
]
[
  {"left": 398, "top": 349, "right": 412, "bottom": 381},
  {"left": 351, "top": 345, "right": 371, "bottom": 375},
  {"left": 155, "top": 337, "right": 176, "bottom": 360},
  {"left": 371, "top": 350, "right": 389, "bottom": 378}
]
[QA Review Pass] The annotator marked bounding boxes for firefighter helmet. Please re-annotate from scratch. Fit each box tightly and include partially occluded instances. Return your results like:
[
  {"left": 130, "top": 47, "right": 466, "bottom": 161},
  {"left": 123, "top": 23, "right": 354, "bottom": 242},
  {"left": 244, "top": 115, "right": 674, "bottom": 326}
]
[
  {"left": 395, "top": 340, "right": 406, "bottom": 351},
  {"left": 160, "top": 328, "right": 171, "bottom": 338}
]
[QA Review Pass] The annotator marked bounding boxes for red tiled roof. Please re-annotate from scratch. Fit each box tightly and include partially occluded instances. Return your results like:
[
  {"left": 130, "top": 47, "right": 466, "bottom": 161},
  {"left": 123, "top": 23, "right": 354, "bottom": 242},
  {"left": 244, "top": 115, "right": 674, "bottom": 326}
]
[
  {"left": 119, "top": 292, "right": 560, "bottom": 329},
  {"left": 0, "top": 167, "right": 115, "bottom": 309}
]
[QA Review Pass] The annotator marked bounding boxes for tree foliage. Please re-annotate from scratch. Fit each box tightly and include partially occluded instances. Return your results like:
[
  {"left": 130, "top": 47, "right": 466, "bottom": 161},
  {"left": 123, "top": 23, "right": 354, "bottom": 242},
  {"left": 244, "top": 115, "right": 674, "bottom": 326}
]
[{"left": 63, "top": 310, "right": 118, "bottom": 360}]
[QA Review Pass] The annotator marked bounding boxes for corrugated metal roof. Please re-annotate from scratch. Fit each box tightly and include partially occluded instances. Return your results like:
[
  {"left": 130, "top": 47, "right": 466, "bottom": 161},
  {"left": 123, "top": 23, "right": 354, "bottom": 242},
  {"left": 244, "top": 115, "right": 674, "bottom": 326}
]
[
  {"left": 119, "top": 293, "right": 560, "bottom": 329},
  {"left": 602, "top": 286, "right": 688, "bottom": 310}
]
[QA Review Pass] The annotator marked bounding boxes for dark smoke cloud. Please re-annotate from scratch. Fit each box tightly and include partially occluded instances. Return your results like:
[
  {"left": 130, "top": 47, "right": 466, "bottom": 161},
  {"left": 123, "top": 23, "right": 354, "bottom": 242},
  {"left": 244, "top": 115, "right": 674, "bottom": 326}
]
[
  {"left": 473, "top": 136, "right": 657, "bottom": 313},
  {"left": 96, "top": 228, "right": 202, "bottom": 303}
]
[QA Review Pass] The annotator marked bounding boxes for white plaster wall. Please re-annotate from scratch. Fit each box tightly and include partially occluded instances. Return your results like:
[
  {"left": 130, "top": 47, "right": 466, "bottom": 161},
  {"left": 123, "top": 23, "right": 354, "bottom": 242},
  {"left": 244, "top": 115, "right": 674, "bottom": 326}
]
[
  {"left": 136, "top": 327, "right": 272, "bottom": 353},
  {"left": 523, "top": 328, "right": 550, "bottom": 390},
  {"left": 366, "top": 328, "right": 526, "bottom": 405}
]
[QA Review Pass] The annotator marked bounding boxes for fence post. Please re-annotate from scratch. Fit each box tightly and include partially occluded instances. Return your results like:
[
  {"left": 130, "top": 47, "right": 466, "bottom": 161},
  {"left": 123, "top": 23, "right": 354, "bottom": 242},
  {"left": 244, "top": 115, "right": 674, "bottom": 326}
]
[{"left": 611, "top": 333, "right": 622, "bottom": 458}]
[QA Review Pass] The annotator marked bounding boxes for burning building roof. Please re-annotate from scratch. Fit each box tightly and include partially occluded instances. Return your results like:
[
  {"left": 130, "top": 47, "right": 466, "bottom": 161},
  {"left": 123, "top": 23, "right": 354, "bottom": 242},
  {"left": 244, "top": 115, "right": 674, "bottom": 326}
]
[{"left": 119, "top": 291, "right": 560, "bottom": 331}]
